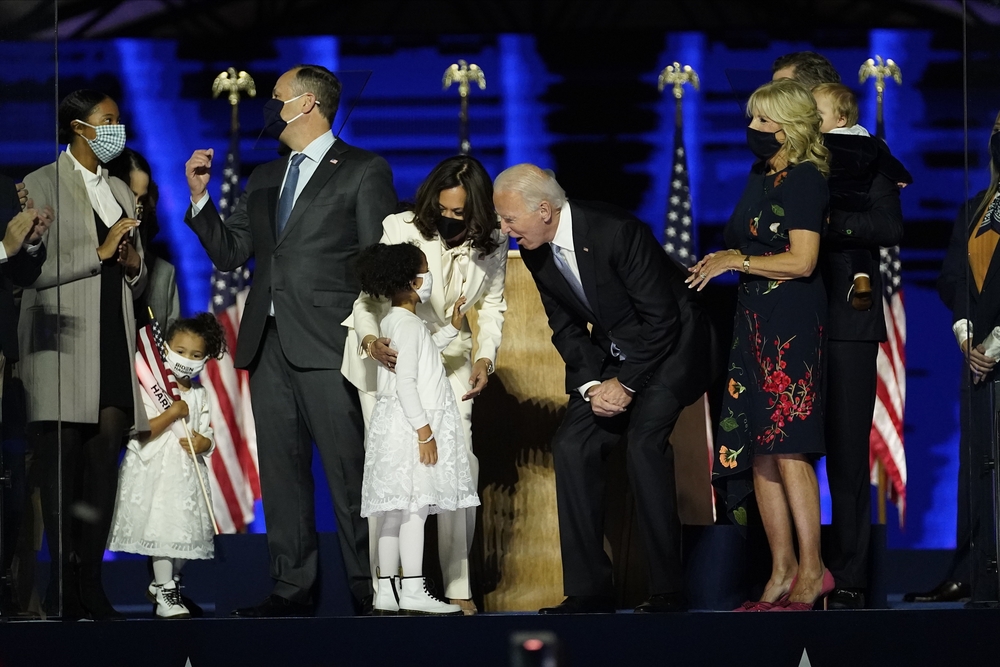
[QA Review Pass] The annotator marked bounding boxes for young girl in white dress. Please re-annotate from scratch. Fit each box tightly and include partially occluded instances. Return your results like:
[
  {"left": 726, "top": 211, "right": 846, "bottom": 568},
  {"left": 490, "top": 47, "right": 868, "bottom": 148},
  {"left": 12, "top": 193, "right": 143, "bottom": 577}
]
[
  {"left": 356, "top": 242, "right": 480, "bottom": 616},
  {"left": 108, "top": 313, "right": 226, "bottom": 619}
]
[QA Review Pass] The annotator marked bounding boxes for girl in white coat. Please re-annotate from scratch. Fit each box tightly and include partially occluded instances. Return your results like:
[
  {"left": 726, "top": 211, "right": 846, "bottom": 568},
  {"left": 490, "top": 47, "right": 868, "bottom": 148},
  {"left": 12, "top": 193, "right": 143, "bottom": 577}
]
[{"left": 355, "top": 242, "right": 480, "bottom": 615}]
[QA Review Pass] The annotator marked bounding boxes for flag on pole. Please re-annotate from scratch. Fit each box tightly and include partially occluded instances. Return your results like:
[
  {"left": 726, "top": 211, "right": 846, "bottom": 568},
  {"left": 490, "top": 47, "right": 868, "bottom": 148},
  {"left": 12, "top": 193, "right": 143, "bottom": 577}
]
[
  {"left": 870, "top": 245, "right": 907, "bottom": 521},
  {"left": 663, "top": 120, "right": 695, "bottom": 267},
  {"left": 135, "top": 316, "right": 182, "bottom": 432},
  {"left": 201, "top": 132, "right": 261, "bottom": 534}
]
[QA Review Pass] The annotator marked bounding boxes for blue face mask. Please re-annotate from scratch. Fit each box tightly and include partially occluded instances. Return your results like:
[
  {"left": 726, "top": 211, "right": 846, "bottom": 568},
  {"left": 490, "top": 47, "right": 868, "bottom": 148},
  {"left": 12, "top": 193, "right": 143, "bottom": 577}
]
[
  {"left": 261, "top": 93, "right": 314, "bottom": 141},
  {"left": 76, "top": 120, "right": 126, "bottom": 164}
]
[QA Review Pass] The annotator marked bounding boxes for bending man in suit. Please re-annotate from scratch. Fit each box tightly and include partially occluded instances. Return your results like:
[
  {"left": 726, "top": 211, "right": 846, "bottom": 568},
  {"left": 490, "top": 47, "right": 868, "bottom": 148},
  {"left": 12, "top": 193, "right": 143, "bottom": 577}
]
[
  {"left": 185, "top": 64, "right": 397, "bottom": 617},
  {"left": 493, "top": 164, "right": 716, "bottom": 614}
]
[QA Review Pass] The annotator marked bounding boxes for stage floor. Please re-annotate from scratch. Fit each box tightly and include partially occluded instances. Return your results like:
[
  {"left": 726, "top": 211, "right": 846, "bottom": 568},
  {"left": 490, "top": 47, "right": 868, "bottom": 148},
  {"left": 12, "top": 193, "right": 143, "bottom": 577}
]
[{"left": 1, "top": 606, "right": 995, "bottom": 667}]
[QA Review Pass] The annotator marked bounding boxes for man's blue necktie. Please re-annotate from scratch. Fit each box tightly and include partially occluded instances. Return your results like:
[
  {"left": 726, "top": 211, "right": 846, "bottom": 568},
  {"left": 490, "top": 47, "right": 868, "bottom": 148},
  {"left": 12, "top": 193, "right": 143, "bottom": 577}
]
[
  {"left": 551, "top": 243, "right": 592, "bottom": 312},
  {"left": 276, "top": 153, "right": 307, "bottom": 236}
]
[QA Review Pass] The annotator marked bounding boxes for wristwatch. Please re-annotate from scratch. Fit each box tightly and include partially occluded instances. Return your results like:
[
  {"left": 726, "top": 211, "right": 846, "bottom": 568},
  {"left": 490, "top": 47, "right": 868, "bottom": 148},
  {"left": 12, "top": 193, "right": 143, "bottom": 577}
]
[{"left": 743, "top": 255, "right": 751, "bottom": 274}]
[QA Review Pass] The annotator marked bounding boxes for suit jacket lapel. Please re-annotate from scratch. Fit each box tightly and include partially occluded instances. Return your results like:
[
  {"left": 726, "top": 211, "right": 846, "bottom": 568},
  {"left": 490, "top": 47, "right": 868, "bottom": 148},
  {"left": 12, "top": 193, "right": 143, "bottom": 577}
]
[
  {"left": 275, "top": 141, "right": 347, "bottom": 247},
  {"left": 540, "top": 243, "right": 596, "bottom": 322},
  {"left": 571, "top": 205, "right": 600, "bottom": 322}
]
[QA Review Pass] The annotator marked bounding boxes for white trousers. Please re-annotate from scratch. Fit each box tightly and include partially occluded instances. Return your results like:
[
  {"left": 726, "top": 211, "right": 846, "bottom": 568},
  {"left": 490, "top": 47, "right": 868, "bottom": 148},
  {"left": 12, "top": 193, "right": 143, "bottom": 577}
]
[{"left": 360, "top": 364, "right": 478, "bottom": 600}]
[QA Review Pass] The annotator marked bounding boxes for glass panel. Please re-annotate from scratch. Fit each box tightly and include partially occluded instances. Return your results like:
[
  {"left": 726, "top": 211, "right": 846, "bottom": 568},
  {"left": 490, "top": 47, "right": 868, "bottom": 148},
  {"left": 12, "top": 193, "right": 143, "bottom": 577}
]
[
  {"left": 963, "top": 3, "right": 1000, "bottom": 605},
  {"left": 0, "top": 0, "right": 59, "bottom": 619}
]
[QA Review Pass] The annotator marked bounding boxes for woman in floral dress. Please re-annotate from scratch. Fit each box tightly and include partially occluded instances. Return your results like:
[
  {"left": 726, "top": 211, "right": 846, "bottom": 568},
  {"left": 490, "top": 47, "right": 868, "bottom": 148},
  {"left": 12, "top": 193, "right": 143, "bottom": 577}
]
[{"left": 687, "top": 78, "right": 831, "bottom": 611}]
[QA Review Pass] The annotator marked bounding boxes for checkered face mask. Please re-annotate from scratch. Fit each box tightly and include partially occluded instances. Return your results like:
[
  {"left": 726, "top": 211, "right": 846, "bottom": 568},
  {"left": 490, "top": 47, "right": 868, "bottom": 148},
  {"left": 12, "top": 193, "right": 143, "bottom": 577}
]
[{"left": 77, "top": 120, "right": 126, "bottom": 164}]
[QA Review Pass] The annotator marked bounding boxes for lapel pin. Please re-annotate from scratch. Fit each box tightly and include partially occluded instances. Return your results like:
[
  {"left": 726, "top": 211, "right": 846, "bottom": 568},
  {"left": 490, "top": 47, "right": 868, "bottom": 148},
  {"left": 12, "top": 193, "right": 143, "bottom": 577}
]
[
  {"left": 330, "top": 159, "right": 339, "bottom": 164},
  {"left": 583, "top": 247, "right": 589, "bottom": 252}
]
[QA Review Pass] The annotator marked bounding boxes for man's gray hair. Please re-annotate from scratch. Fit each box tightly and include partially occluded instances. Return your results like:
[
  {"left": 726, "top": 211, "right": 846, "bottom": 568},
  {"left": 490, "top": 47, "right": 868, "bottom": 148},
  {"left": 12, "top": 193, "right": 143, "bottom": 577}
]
[{"left": 494, "top": 163, "right": 566, "bottom": 211}]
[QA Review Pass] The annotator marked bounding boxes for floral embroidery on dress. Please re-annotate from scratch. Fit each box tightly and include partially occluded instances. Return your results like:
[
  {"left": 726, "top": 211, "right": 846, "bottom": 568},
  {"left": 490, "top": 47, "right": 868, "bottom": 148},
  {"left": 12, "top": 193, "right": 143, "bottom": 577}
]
[{"left": 747, "top": 311, "right": 821, "bottom": 449}]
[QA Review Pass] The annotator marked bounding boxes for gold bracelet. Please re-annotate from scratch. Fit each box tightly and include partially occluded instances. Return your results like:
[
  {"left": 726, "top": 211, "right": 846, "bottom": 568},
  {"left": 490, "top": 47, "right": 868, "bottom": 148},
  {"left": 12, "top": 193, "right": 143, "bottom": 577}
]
[
  {"left": 417, "top": 434, "right": 434, "bottom": 444},
  {"left": 364, "top": 338, "right": 375, "bottom": 357},
  {"left": 743, "top": 255, "right": 751, "bottom": 274}
]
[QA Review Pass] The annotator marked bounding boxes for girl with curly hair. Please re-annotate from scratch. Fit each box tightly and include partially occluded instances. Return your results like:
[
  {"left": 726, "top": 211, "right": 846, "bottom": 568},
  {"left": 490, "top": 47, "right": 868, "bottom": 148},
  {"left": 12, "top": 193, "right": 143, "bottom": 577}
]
[
  {"left": 108, "top": 313, "right": 227, "bottom": 619},
  {"left": 354, "top": 243, "right": 480, "bottom": 616}
]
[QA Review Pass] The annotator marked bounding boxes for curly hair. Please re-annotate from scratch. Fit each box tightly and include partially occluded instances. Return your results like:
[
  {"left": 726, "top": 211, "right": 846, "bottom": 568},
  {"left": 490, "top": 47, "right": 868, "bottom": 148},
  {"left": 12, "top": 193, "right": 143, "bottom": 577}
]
[
  {"left": 411, "top": 155, "right": 499, "bottom": 257},
  {"left": 166, "top": 313, "right": 228, "bottom": 360},
  {"left": 356, "top": 243, "right": 425, "bottom": 300},
  {"left": 748, "top": 79, "right": 831, "bottom": 178}
]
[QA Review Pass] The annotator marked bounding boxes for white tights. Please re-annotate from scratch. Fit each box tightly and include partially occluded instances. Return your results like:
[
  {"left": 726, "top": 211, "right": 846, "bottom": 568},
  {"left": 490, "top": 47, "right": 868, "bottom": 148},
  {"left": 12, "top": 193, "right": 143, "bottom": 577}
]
[
  {"left": 152, "top": 557, "right": 189, "bottom": 585},
  {"left": 377, "top": 507, "right": 429, "bottom": 578}
]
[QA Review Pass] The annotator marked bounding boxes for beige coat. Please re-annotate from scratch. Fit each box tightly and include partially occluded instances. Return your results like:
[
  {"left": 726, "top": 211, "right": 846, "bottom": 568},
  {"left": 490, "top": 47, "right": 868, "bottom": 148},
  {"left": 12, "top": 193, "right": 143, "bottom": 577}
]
[
  {"left": 19, "top": 151, "right": 149, "bottom": 431},
  {"left": 341, "top": 211, "right": 508, "bottom": 395}
]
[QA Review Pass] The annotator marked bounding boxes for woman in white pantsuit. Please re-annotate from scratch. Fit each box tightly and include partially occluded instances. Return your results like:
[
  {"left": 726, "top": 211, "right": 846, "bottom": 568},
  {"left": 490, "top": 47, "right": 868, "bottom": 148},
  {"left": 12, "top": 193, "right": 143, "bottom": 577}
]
[{"left": 343, "top": 155, "right": 507, "bottom": 614}]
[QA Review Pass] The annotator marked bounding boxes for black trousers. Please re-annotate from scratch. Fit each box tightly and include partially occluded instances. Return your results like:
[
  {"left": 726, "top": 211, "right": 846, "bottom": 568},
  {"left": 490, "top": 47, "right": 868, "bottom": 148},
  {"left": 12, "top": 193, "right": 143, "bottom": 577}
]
[
  {"left": 249, "top": 320, "right": 370, "bottom": 605},
  {"left": 552, "top": 364, "right": 685, "bottom": 598},
  {"left": 950, "top": 377, "right": 972, "bottom": 583},
  {"left": 825, "top": 340, "right": 879, "bottom": 590}
]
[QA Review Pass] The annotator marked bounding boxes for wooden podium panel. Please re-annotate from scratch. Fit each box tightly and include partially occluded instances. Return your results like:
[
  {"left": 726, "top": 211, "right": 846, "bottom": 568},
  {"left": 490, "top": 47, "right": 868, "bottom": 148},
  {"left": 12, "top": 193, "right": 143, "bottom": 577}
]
[{"left": 470, "top": 251, "right": 714, "bottom": 612}]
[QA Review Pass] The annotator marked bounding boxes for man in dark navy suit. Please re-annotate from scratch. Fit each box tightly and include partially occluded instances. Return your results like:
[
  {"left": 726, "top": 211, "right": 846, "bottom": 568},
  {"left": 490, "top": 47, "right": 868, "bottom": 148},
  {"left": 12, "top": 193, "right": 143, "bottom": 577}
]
[{"left": 494, "top": 164, "right": 718, "bottom": 614}]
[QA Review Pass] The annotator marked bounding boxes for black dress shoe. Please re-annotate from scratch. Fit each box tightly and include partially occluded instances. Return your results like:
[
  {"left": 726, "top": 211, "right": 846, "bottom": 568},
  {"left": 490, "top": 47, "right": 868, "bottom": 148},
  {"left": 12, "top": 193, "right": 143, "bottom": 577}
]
[
  {"left": 357, "top": 594, "right": 374, "bottom": 617},
  {"left": 634, "top": 592, "right": 688, "bottom": 613},
  {"left": 231, "top": 594, "right": 314, "bottom": 618},
  {"left": 828, "top": 588, "right": 866, "bottom": 610},
  {"left": 539, "top": 596, "right": 615, "bottom": 615},
  {"left": 903, "top": 581, "right": 970, "bottom": 603}
]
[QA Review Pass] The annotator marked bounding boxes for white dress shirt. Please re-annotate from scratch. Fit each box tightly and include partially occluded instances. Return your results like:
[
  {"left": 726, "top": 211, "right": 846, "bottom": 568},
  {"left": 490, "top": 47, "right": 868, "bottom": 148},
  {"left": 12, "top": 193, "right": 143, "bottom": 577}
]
[
  {"left": 191, "top": 130, "right": 337, "bottom": 316},
  {"left": 66, "top": 147, "right": 123, "bottom": 228}
]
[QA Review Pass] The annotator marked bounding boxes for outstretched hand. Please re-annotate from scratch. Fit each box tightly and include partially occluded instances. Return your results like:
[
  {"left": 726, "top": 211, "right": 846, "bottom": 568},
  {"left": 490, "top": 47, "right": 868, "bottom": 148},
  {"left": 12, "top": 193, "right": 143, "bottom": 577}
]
[{"left": 686, "top": 249, "right": 740, "bottom": 292}]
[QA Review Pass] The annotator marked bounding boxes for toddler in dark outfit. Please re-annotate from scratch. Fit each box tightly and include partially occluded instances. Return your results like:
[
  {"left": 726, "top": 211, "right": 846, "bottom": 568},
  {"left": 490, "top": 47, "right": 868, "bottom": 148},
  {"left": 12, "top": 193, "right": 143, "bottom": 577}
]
[{"left": 813, "top": 83, "right": 911, "bottom": 310}]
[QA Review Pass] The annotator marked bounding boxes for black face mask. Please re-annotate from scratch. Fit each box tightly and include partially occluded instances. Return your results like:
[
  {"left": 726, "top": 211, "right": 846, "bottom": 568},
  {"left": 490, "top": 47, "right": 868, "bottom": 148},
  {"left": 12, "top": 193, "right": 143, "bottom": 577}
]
[
  {"left": 435, "top": 214, "right": 467, "bottom": 244},
  {"left": 991, "top": 131, "right": 1000, "bottom": 169},
  {"left": 747, "top": 127, "right": 783, "bottom": 161},
  {"left": 262, "top": 98, "right": 291, "bottom": 141}
]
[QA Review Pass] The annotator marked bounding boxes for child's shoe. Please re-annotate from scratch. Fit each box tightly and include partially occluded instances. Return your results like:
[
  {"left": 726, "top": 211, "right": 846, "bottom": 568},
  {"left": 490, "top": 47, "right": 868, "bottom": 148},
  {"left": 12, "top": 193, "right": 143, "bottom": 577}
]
[
  {"left": 152, "top": 580, "right": 191, "bottom": 619},
  {"left": 850, "top": 273, "right": 873, "bottom": 311},
  {"left": 398, "top": 576, "right": 463, "bottom": 616},
  {"left": 373, "top": 569, "right": 400, "bottom": 616}
]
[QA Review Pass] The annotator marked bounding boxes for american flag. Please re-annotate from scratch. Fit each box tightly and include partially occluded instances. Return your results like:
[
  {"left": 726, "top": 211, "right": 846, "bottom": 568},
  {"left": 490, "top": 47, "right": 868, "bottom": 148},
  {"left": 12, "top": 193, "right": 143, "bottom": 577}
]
[
  {"left": 870, "top": 245, "right": 907, "bottom": 521},
  {"left": 201, "top": 133, "right": 261, "bottom": 534},
  {"left": 135, "top": 316, "right": 186, "bottom": 440},
  {"left": 663, "top": 120, "right": 695, "bottom": 267}
]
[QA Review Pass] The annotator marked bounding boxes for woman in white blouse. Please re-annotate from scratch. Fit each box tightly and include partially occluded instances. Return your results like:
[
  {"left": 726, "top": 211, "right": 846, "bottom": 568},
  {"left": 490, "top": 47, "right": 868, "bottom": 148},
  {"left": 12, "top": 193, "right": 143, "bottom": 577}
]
[
  {"left": 343, "top": 155, "right": 507, "bottom": 614},
  {"left": 20, "top": 89, "right": 146, "bottom": 620}
]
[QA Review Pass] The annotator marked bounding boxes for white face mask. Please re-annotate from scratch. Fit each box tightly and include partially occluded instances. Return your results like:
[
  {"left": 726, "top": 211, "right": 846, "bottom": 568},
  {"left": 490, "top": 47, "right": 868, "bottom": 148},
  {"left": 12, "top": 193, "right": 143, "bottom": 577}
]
[
  {"left": 414, "top": 271, "right": 433, "bottom": 303},
  {"left": 165, "top": 344, "right": 208, "bottom": 379}
]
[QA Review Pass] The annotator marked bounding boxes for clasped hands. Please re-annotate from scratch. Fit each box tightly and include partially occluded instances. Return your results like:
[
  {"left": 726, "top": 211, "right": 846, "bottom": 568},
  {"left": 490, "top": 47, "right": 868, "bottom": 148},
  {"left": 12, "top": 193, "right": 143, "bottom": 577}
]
[
  {"left": 961, "top": 339, "right": 997, "bottom": 384},
  {"left": 587, "top": 378, "right": 633, "bottom": 418},
  {"left": 685, "top": 249, "right": 741, "bottom": 291}
]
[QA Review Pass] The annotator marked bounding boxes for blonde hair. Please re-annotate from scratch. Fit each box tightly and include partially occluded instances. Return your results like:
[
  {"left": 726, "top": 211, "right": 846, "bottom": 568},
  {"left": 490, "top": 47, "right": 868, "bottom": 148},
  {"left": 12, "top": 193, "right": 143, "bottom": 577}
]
[
  {"left": 812, "top": 82, "right": 859, "bottom": 127},
  {"left": 747, "top": 79, "right": 830, "bottom": 177}
]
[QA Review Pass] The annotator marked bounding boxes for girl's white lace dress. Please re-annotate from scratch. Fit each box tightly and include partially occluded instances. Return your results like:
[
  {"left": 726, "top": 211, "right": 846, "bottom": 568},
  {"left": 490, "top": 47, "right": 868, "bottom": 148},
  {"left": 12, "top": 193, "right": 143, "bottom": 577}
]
[
  {"left": 361, "top": 307, "right": 480, "bottom": 517},
  {"left": 108, "top": 383, "right": 216, "bottom": 559}
]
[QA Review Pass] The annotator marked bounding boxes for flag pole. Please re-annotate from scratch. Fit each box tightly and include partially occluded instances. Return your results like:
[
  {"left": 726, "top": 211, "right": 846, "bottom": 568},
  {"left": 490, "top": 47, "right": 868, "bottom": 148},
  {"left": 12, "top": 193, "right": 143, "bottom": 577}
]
[
  {"left": 443, "top": 60, "right": 486, "bottom": 155},
  {"left": 657, "top": 61, "right": 700, "bottom": 268},
  {"left": 860, "top": 55, "right": 902, "bottom": 525}
]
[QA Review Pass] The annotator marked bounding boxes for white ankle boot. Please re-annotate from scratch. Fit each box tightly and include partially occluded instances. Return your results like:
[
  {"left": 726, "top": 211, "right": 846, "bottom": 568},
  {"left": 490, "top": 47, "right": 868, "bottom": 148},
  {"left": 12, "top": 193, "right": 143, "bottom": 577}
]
[
  {"left": 397, "top": 576, "right": 463, "bottom": 616},
  {"left": 153, "top": 580, "right": 191, "bottom": 619},
  {"left": 373, "top": 572, "right": 400, "bottom": 615}
]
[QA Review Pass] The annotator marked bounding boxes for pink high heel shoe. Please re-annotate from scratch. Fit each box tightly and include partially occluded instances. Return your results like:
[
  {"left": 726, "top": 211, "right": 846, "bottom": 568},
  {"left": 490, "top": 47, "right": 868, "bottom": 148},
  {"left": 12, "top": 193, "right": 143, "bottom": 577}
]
[
  {"left": 771, "top": 569, "right": 835, "bottom": 611},
  {"left": 733, "top": 575, "right": 798, "bottom": 612}
]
